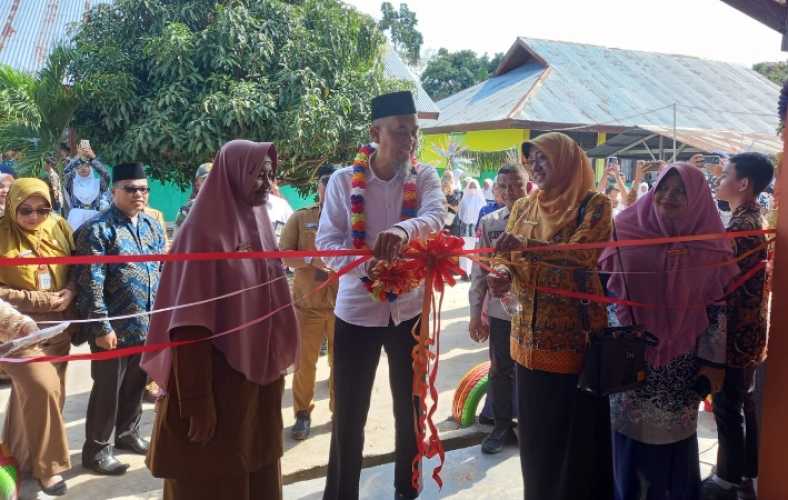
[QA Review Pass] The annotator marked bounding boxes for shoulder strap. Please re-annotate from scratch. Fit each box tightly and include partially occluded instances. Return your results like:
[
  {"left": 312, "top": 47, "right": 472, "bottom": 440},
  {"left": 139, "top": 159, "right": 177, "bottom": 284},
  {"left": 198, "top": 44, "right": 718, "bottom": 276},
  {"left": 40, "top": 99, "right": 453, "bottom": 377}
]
[
  {"left": 576, "top": 192, "right": 595, "bottom": 228},
  {"left": 573, "top": 192, "right": 596, "bottom": 333}
]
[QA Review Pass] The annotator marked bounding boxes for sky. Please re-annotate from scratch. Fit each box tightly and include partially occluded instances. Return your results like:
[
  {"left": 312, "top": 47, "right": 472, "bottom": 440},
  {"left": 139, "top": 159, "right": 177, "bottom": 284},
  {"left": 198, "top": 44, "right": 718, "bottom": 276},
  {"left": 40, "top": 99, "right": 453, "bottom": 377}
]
[{"left": 344, "top": 0, "right": 787, "bottom": 67}]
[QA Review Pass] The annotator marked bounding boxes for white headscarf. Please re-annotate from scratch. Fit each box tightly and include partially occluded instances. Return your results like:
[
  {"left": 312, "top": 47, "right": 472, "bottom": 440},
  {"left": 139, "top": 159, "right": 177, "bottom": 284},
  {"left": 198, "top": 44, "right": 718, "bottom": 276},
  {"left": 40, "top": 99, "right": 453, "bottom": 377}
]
[
  {"left": 482, "top": 178, "right": 495, "bottom": 201},
  {"left": 637, "top": 182, "right": 649, "bottom": 200},
  {"left": 72, "top": 168, "right": 100, "bottom": 205},
  {"left": 458, "top": 179, "right": 487, "bottom": 225}
]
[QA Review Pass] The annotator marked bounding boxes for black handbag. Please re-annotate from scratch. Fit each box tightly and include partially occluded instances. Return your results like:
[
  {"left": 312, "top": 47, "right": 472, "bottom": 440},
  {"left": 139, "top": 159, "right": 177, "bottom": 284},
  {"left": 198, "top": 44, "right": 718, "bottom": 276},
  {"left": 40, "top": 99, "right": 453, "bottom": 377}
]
[{"left": 572, "top": 196, "right": 658, "bottom": 397}]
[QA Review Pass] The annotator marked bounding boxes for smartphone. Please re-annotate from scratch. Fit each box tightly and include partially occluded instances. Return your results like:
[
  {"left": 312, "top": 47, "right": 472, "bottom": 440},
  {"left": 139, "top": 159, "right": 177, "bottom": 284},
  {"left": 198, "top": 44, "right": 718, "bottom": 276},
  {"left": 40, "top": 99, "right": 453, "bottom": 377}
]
[
  {"left": 607, "top": 156, "right": 619, "bottom": 166},
  {"left": 703, "top": 155, "right": 721, "bottom": 165}
]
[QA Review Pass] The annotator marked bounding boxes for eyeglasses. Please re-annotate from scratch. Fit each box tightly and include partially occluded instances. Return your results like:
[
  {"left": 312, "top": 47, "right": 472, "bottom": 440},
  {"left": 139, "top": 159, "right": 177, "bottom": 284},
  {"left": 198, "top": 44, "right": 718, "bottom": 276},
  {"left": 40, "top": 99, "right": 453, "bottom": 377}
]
[
  {"left": 122, "top": 186, "right": 150, "bottom": 194},
  {"left": 17, "top": 207, "right": 52, "bottom": 217}
]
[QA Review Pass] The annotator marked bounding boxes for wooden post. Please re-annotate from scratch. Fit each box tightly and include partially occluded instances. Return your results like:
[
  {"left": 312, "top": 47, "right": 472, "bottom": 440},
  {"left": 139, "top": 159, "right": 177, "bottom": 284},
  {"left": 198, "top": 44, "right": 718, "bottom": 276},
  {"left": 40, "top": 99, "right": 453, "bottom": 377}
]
[
  {"left": 759, "top": 125, "right": 788, "bottom": 500},
  {"left": 595, "top": 131, "right": 607, "bottom": 181}
]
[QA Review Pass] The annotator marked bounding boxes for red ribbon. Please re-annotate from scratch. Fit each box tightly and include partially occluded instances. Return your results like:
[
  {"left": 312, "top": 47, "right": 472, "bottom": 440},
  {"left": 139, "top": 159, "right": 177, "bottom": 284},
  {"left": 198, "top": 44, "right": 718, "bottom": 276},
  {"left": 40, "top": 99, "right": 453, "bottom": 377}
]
[
  {"left": 403, "top": 233, "right": 467, "bottom": 489},
  {"left": 462, "top": 228, "right": 776, "bottom": 258},
  {"left": 0, "top": 256, "right": 370, "bottom": 365},
  {"left": 468, "top": 237, "right": 772, "bottom": 309},
  {"left": 0, "top": 230, "right": 773, "bottom": 267}
]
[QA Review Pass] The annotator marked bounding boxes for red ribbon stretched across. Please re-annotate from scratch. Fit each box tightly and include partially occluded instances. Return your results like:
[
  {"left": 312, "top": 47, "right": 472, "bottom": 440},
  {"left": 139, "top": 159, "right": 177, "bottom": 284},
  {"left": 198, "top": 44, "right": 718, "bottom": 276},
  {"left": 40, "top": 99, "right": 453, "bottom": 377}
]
[
  {"left": 0, "top": 255, "right": 371, "bottom": 365},
  {"left": 468, "top": 236, "right": 772, "bottom": 309},
  {"left": 0, "top": 229, "right": 773, "bottom": 267},
  {"left": 462, "top": 228, "right": 776, "bottom": 257}
]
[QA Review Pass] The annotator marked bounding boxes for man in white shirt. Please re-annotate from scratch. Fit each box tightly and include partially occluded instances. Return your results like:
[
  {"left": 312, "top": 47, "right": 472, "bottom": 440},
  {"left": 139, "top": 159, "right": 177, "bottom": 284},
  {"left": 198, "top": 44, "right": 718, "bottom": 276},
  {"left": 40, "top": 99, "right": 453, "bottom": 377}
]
[{"left": 316, "top": 91, "right": 445, "bottom": 500}]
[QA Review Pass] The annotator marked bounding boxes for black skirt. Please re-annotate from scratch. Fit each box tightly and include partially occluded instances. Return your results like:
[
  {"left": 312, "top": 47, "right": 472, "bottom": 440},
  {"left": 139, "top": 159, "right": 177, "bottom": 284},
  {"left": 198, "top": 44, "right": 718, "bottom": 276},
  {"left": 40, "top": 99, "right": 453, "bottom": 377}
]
[{"left": 517, "top": 365, "right": 614, "bottom": 500}]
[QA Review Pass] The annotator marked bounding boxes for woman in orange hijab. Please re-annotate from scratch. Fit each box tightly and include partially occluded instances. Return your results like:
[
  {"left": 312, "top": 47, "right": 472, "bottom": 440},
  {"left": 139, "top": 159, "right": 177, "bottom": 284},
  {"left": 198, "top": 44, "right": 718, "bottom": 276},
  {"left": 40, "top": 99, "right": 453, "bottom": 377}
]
[{"left": 488, "top": 132, "right": 614, "bottom": 500}]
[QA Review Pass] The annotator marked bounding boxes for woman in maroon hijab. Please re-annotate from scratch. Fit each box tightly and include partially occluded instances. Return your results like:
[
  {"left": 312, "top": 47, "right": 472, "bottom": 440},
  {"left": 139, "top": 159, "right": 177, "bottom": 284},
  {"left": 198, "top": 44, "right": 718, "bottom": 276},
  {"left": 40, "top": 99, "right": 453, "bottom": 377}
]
[{"left": 142, "top": 140, "right": 298, "bottom": 500}]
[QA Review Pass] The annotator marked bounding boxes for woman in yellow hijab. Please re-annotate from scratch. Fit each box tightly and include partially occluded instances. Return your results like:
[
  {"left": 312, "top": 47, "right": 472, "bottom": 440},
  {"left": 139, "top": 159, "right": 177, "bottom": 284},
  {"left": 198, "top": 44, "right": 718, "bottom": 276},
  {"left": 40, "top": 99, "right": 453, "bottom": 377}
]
[
  {"left": 0, "top": 178, "right": 75, "bottom": 496},
  {"left": 488, "top": 132, "right": 614, "bottom": 500}
]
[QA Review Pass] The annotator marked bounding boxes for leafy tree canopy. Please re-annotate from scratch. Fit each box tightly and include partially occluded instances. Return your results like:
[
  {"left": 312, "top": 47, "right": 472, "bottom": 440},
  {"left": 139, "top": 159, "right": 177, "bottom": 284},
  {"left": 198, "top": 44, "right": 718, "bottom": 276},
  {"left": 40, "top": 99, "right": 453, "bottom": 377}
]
[
  {"left": 378, "top": 2, "right": 423, "bottom": 66},
  {"left": 753, "top": 60, "right": 788, "bottom": 86},
  {"left": 421, "top": 48, "right": 504, "bottom": 102},
  {"left": 68, "top": 0, "right": 407, "bottom": 189}
]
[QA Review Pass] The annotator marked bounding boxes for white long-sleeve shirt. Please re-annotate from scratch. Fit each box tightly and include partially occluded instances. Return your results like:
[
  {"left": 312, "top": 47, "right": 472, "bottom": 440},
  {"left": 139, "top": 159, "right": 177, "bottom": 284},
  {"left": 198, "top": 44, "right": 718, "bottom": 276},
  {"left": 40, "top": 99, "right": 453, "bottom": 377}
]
[{"left": 316, "top": 163, "right": 446, "bottom": 327}]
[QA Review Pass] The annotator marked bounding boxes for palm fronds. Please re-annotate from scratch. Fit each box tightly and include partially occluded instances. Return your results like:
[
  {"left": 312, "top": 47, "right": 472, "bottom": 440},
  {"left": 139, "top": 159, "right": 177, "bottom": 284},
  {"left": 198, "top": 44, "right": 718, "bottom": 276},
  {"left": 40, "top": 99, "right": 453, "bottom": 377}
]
[
  {"left": 432, "top": 138, "right": 475, "bottom": 173},
  {"left": 0, "top": 46, "right": 76, "bottom": 175}
]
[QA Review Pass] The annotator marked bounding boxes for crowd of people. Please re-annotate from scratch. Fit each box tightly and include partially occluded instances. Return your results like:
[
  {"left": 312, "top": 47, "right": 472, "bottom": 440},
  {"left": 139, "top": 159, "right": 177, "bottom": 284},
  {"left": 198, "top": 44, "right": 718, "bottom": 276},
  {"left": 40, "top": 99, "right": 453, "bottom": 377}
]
[{"left": 0, "top": 88, "right": 777, "bottom": 500}]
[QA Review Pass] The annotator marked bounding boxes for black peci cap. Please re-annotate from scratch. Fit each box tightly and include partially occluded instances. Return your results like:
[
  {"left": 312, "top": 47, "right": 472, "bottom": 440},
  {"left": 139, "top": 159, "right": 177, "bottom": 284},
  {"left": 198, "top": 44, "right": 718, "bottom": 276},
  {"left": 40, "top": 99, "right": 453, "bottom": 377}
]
[{"left": 371, "top": 91, "right": 417, "bottom": 121}]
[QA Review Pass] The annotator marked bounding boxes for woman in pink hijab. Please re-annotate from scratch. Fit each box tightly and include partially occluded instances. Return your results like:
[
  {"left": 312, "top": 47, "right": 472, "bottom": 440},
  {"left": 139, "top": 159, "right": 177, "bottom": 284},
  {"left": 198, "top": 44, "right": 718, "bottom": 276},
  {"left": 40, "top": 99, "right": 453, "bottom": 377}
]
[
  {"left": 599, "top": 163, "right": 738, "bottom": 500},
  {"left": 142, "top": 140, "right": 298, "bottom": 500}
]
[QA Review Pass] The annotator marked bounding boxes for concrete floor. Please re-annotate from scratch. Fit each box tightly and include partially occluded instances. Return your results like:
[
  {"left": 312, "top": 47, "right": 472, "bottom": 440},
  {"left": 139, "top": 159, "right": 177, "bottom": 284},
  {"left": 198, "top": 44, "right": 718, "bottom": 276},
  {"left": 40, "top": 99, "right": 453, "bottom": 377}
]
[
  {"left": 0, "top": 281, "right": 720, "bottom": 499},
  {"left": 284, "top": 412, "right": 719, "bottom": 500}
]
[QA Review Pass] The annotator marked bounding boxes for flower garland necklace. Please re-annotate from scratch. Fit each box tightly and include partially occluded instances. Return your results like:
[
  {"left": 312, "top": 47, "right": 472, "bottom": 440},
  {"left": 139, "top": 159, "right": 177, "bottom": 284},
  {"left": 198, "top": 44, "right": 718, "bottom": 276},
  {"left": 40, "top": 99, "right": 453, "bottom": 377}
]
[{"left": 350, "top": 144, "right": 419, "bottom": 249}]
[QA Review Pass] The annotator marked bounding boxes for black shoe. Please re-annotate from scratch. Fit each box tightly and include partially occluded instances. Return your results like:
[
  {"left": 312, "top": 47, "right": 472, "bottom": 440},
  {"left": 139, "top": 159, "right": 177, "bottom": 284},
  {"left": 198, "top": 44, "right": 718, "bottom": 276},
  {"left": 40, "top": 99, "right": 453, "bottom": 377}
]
[
  {"left": 39, "top": 478, "right": 67, "bottom": 496},
  {"left": 115, "top": 434, "right": 149, "bottom": 455},
  {"left": 291, "top": 411, "right": 311, "bottom": 441},
  {"left": 83, "top": 454, "right": 130, "bottom": 476},
  {"left": 477, "top": 414, "right": 494, "bottom": 426},
  {"left": 481, "top": 426, "right": 516, "bottom": 455},
  {"left": 701, "top": 477, "right": 739, "bottom": 500},
  {"left": 739, "top": 479, "right": 756, "bottom": 500}
]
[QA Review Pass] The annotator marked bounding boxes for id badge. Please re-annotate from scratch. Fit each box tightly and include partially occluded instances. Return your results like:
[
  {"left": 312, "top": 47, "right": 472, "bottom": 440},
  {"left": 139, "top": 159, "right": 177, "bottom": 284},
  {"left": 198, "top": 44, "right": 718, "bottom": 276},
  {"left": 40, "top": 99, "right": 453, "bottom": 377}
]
[{"left": 36, "top": 266, "right": 53, "bottom": 290}]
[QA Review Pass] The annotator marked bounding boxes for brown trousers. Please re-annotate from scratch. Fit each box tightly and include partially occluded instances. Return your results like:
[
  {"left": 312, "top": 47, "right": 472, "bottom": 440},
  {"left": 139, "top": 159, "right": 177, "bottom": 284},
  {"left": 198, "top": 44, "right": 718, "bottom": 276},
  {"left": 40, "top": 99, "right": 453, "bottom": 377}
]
[
  {"left": 292, "top": 308, "right": 334, "bottom": 415},
  {"left": 163, "top": 461, "right": 282, "bottom": 500},
  {"left": 1, "top": 336, "right": 70, "bottom": 479}
]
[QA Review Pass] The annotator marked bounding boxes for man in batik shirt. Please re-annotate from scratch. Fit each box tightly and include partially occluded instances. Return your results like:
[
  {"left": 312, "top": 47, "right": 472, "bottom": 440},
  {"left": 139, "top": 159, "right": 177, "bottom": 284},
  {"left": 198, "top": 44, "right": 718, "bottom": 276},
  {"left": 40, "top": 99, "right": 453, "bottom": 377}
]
[
  {"left": 702, "top": 152, "right": 774, "bottom": 500},
  {"left": 75, "top": 162, "right": 165, "bottom": 476}
]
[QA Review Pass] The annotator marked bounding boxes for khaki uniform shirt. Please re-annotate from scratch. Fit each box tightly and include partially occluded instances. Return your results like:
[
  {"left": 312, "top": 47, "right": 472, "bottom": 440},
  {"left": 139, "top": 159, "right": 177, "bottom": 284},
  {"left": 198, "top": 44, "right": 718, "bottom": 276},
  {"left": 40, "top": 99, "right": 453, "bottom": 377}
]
[{"left": 280, "top": 206, "right": 337, "bottom": 311}]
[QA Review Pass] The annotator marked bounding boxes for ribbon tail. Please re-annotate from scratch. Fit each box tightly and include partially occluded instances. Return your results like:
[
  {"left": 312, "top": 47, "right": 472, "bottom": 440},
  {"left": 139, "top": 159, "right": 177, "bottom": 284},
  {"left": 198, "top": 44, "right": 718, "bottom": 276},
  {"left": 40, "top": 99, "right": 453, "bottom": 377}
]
[
  {"left": 426, "top": 288, "right": 445, "bottom": 488},
  {"left": 411, "top": 269, "right": 434, "bottom": 492}
]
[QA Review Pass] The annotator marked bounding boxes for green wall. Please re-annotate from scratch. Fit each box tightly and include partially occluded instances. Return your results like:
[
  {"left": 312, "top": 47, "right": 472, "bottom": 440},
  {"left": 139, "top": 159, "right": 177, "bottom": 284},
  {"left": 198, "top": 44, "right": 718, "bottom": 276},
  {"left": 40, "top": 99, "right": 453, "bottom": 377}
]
[
  {"left": 147, "top": 181, "right": 313, "bottom": 221},
  {"left": 420, "top": 128, "right": 531, "bottom": 180},
  {"left": 281, "top": 185, "right": 315, "bottom": 210},
  {"left": 148, "top": 180, "right": 190, "bottom": 222},
  {"left": 421, "top": 128, "right": 607, "bottom": 181}
]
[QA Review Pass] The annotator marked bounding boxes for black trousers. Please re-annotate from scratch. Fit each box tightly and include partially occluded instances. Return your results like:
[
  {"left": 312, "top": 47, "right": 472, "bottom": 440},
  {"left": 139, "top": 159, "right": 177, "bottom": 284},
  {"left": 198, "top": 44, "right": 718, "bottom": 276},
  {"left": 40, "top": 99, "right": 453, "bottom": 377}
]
[
  {"left": 489, "top": 317, "right": 515, "bottom": 429},
  {"left": 82, "top": 352, "right": 147, "bottom": 463},
  {"left": 517, "top": 365, "right": 613, "bottom": 500},
  {"left": 324, "top": 316, "right": 421, "bottom": 500},
  {"left": 713, "top": 365, "right": 759, "bottom": 483}
]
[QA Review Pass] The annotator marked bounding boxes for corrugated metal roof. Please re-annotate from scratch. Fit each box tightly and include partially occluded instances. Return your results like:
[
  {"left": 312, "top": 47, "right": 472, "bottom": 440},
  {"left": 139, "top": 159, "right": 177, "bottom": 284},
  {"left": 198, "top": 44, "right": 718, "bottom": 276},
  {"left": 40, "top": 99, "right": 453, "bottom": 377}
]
[
  {"left": 641, "top": 126, "right": 782, "bottom": 156},
  {"left": 431, "top": 62, "right": 543, "bottom": 128},
  {"left": 586, "top": 126, "right": 782, "bottom": 159},
  {"left": 382, "top": 44, "right": 439, "bottom": 119},
  {"left": 426, "top": 38, "right": 780, "bottom": 135},
  {"left": 0, "top": 0, "right": 112, "bottom": 74}
]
